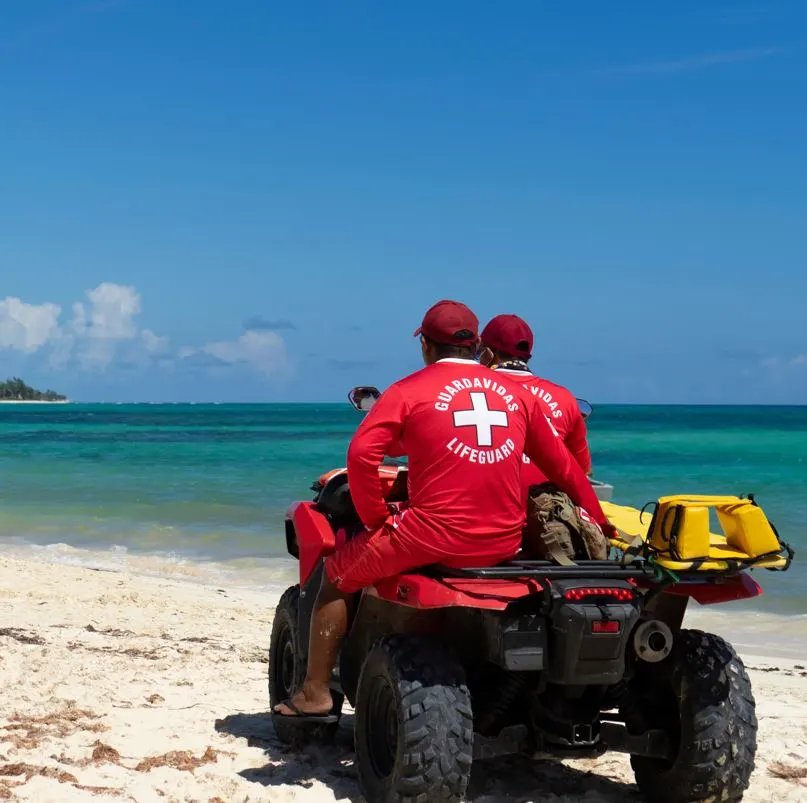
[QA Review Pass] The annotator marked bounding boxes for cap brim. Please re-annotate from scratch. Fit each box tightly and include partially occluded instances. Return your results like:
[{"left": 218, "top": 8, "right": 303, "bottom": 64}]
[{"left": 413, "top": 327, "right": 422, "bottom": 337}]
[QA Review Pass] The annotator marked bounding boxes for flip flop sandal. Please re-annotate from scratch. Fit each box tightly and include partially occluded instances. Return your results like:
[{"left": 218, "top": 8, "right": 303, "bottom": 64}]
[{"left": 272, "top": 699, "right": 338, "bottom": 724}]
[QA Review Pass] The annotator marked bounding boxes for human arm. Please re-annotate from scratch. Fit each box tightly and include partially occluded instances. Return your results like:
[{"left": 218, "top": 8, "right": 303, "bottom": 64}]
[
  {"left": 523, "top": 400, "right": 612, "bottom": 533},
  {"left": 566, "top": 408, "right": 594, "bottom": 476},
  {"left": 386, "top": 439, "right": 406, "bottom": 458},
  {"left": 347, "top": 385, "right": 407, "bottom": 530}
]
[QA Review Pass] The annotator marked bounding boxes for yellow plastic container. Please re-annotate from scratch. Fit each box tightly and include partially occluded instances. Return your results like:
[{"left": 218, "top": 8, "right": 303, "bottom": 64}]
[
  {"left": 648, "top": 499, "right": 711, "bottom": 560},
  {"left": 646, "top": 494, "right": 781, "bottom": 562},
  {"left": 601, "top": 497, "right": 790, "bottom": 573},
  {"left": 716, "top": 502, "right": 781, "bottom": 558}
]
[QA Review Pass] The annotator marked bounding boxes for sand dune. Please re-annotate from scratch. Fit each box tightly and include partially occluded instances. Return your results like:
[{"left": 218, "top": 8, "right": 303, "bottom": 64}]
[{"left": 2, "top": 553, "right": 806, "bottom": 802}]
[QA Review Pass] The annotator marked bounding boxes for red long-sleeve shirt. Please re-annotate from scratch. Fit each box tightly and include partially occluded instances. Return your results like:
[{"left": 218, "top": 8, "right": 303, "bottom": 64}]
[
  {"left": 347, "top": 359, "right": 607, "bottom": 561},
  {"left": 495, "top": 368, "right": 592, "bottom": 501}
]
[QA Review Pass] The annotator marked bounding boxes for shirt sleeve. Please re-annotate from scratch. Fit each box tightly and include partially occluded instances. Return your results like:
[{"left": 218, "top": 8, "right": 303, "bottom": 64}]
[
  {"left": 386, "top": 439, "right": 406, "bottom": 458},
  {"left": 523, "top": 397, "right": 608, "bottom": 527},
  {"left": 566, "top": 408, "right": 593, "bottom": 475},
  {"left": 347, "top": 384, "right": 407, "bottom": 530}
]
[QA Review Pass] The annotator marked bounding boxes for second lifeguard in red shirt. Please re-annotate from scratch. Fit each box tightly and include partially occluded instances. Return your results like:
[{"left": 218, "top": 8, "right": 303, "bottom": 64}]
[{"left": 479, "top": 313, "right": 593, "bottom": 498}]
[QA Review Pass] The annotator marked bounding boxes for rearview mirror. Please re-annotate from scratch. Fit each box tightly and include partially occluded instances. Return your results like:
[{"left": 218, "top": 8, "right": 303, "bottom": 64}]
[
  {"left": 349, "top": 386, "right": 381, "bottom": 412},
  {"left": 577, "top": 398, "right": 593, "bottom": 419}
]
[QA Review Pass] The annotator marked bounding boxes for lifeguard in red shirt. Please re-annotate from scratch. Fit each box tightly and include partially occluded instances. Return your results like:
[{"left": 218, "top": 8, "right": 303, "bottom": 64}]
[
  {"left": 274, "top": 300, "right": 612, "bottom": 721},
  {"left": 479, "top": 313, "right": 593, "bottom": 487},
  {"left": 479, "top": 313, "right": 607, "bottom": 563}
]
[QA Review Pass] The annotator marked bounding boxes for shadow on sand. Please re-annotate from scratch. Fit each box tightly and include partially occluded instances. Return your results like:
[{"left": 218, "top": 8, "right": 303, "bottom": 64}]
[{"left": 214, "top": 710, "right": 642, "bottom": 802}]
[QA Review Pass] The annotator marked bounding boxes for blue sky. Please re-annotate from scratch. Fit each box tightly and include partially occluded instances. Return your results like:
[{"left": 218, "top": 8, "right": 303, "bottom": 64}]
[{"left": 1, "top": 0, "right": 805, "bottom": 404}]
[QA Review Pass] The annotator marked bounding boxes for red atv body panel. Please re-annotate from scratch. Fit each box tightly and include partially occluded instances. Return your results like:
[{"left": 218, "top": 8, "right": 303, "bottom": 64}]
[
  {"left": 290, "top": 502, "right": 336, "bottom": 587},
  {"left": 369, "top": 575, "right": 544, "bottom": 611},
  {"left": 656, "top": 572, "right": 763, "bottom": 604}
]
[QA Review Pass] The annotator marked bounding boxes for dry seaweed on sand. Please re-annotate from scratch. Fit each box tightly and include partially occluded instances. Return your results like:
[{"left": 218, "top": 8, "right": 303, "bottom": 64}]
[
  {"left": 0, "top": 762, "right": 78, "bottom": 784},
  {"left": 73, "top": 785, "right": 125, "bottom": 796},
  {"left": 53, "top": 740, "right": 123, "bottom": 769},
  {"left": 134, "top": 746, "right": 221, "bottom": 773},
  {"left": 768, "top": 760, "right": 807, "bottom": 781},
  {"left": 0, "top": 628, "right": 45, "bottom": 646},
  {"left": 0, "top": 701, "right": 107, "bottom": 751},
  {"left": 91, "top": 741, "right": 122, "bottom": 764}
]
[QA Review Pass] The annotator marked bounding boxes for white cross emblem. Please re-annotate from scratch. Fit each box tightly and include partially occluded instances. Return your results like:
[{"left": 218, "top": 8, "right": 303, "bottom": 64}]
[{"left": 453, "top": 392, "right": 509, "bottom": 447}]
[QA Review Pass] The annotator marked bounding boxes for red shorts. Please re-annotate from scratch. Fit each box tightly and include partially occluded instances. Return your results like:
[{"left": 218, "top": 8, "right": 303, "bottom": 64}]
[
  {"left": 324, "top": 517, "right": 442, "bottom": 594},
  {"left": 324, "top": 511, "right": 519, "bottom": 594}
]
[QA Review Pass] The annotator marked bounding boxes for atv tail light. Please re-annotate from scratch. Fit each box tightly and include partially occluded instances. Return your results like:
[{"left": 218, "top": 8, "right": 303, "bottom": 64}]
[
  {"left": 563, "top": 587, "right": 635, "bottom": 603},
  {"left": 591, "top": 620, "right": 620, "bottom": 634}
]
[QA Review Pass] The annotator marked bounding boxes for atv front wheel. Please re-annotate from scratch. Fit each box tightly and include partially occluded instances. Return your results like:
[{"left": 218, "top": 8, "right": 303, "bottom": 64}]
[
  {"left": 626, "top": 628, "right": 757, "bottom": 803},
  {"left": 355, "top": 635, "right": 473, "bottom": 802},
  {"left": 268, "top": 585, "right": 343, "bottom": 744}
]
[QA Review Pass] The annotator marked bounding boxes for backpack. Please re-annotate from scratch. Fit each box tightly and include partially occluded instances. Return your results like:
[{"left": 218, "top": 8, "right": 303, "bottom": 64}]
[{"left": 523, "top": 482, "right": 609, "bottom": 564}]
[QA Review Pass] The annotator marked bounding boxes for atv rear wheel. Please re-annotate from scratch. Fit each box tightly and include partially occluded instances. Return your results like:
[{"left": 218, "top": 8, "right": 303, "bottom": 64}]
[
  {"left": 268, "top": 585, "right": 343, "bottom": 744},
  {"left": 626, "top": 628, "right": 757, "bottom": 803},
  {"left": 355, "top": 635, "right": 473, "bottom": 802}
]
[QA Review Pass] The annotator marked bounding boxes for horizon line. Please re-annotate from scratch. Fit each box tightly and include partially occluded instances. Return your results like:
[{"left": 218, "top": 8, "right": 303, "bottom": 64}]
[{"left": 3, "top": 400, "right": 805, "bottom": 408}]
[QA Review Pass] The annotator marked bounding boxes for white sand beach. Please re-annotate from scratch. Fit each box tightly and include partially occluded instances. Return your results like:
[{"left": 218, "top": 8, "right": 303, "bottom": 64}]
[{"left": 2, "top": 552, "right": 806, "bottom": 802}]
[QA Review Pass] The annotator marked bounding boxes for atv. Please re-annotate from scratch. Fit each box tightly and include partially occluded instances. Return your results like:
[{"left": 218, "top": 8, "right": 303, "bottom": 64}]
[{"left": 268, "top": 386, "right": 794, "bottom": 802}]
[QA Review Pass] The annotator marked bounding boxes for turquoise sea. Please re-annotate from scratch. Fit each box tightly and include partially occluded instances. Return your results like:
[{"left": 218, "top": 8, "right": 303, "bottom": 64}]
[{"left": 1, "top": 403, "right": 805, "bottom": 643}]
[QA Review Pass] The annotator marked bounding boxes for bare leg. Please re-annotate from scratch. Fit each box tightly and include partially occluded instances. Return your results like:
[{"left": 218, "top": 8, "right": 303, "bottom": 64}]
[{"left": 273, "top": 572, "right": 351, "bottom": 716}]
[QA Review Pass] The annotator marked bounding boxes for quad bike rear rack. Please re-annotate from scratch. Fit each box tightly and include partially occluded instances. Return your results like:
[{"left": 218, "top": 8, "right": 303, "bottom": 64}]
[
  {"left": 426, "top": 559, "right": 653, "bottom": 581},
  {"left": 424, "top": 558, "right": 769, "bottom": 587}
]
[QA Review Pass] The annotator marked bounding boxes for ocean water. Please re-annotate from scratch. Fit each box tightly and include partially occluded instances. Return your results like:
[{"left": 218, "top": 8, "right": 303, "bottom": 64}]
[{"left": 1, "top": 403, "right": 805, "bottom": 631}]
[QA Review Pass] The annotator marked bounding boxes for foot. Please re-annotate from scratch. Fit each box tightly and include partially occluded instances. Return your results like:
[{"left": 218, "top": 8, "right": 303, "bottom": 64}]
[{"left": 273, "top": 687, "right": 334, "bottom": 718}]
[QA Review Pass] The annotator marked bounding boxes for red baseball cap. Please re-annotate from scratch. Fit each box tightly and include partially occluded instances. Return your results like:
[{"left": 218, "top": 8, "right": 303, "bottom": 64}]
[
  {"left": 413, "top": 299, "right": 479, "bottom": 346},
  {"left": 480, "top": 314, "right": 533, "bottom": 360}
]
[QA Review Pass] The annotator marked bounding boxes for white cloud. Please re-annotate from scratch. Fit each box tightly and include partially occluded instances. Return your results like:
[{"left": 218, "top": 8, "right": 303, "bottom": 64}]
[
  {"left": 754, "top": 353, "right": 807, "bottom": 394},
  {"left": 760, "top": 354, "right": 807, "bottom": 369},
  {"left": 182, "top": 330, "right": 289, "bottom": 375},
  {"left": 1, "top": 283, "right": 290, "bottom": 378},
  {"left": 68, "top": 283, "right": 143, "bottom": 369},
  {"left": 590, "top": 47, "right": 784, "bottom": 77},
  {"left": 79, "top": 282, "right": 141, "bottom": 340},
  {"left": 141, "top": 328, "right": 170, "bottom": 355},
  {"left": 0, "top": 282, "right": 167, "bottom": 371},
  {"left": 0, "top": 297, "right": 62, "bottom": 352}
]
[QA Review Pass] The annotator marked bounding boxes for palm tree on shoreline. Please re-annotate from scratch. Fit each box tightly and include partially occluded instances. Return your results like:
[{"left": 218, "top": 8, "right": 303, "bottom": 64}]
[{"left": 0, "top": 377, "right": 67, "bottom": 401}]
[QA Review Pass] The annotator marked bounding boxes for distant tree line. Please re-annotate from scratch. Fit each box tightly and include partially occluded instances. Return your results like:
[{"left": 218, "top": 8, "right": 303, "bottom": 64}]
[{"left": 0, "top": 377, "right": 67, "bottom": 401}]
